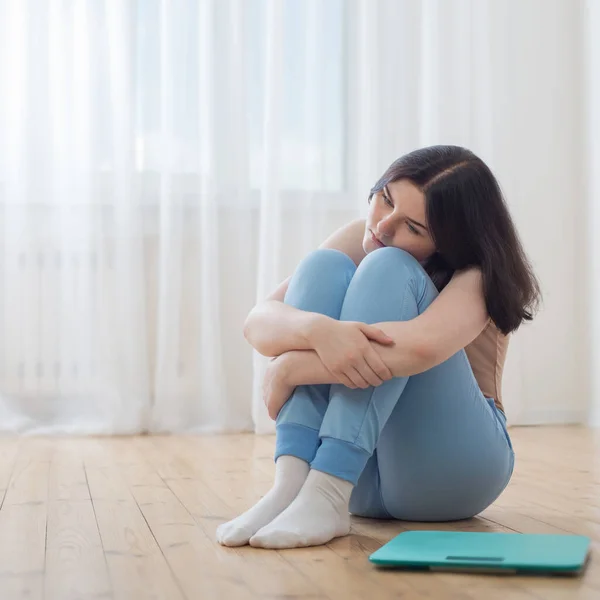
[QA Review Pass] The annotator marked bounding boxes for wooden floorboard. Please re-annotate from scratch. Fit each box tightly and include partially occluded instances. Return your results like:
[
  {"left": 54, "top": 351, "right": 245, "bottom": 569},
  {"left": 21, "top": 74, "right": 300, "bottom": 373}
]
[{"left": 0, "top": 426, "right": 596, "bottom": 599}]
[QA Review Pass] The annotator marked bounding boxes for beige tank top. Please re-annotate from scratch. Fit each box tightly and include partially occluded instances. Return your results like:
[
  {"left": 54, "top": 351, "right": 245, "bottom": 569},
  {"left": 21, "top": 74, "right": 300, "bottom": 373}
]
[{"left": 464, "top": 320, "right": 509, "bottom": 414}]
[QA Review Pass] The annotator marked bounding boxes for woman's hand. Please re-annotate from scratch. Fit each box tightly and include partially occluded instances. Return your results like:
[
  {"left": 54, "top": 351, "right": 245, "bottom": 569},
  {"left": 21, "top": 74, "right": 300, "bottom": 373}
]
[
  {"left": 307, "top": 316, "right": 395, "bottom": 389},
  {"left": 263, "top": 356, "right": 295, "bottom": 420}
]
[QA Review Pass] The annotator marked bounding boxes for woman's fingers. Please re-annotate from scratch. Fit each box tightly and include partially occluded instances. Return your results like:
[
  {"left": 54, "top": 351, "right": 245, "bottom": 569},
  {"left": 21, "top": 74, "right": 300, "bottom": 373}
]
[
  {"left": 346, "top": 367, "right": 370, "bottom": 389},
  {"left": 356, "top": 362, "right": 383, "bottom": 387},
  {"left": 337, "top": 374, "right": 357, "bottom": 389},
  {"left": 343, "top": 350, "right": 392, "bottom": 389},
  {"left": 364, "top": 348, "right": 393, "bottom": 381},
  {"left": 360, "top": 324, "right": 395, "bottom": 345}
]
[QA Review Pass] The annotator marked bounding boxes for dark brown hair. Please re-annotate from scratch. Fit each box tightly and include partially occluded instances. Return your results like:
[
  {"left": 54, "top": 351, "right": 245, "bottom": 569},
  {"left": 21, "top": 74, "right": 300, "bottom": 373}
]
[{"left": 370, "top": 145, "right": 541, "bottom": 334}]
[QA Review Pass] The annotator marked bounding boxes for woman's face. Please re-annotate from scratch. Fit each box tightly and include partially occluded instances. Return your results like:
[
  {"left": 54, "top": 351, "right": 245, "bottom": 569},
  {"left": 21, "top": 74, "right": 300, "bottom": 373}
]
[{"left": 363, "top": 179, "right": 436, "bottom": 262}]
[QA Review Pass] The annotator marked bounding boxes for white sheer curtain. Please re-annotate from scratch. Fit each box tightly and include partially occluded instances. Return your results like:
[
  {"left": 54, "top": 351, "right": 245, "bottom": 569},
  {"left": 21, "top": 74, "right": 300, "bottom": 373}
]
[{"left": 0, "top": 0, "right": 594, "bottom": 434}]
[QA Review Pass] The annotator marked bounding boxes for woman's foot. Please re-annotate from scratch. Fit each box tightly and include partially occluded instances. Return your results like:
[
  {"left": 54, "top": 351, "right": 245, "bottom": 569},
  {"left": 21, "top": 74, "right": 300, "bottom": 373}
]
[
  {"left": 216, "top": 455, "right": 309, "bottom": 547},
  {"left": 249, "top": 469, "right": 352, "bottom": 549}
]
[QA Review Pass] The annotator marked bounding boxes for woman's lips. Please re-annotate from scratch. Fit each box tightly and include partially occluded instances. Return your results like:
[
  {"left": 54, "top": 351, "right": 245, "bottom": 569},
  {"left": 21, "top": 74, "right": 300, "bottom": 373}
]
[{"left": 371, "top": 231, "right": 385, "bottom": 248}]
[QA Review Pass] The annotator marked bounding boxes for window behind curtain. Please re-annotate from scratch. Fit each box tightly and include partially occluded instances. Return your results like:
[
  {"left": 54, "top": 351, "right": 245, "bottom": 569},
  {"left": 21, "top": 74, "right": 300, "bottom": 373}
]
[{"left": 133, "top": 0, "right": 345, "bottom": 193}]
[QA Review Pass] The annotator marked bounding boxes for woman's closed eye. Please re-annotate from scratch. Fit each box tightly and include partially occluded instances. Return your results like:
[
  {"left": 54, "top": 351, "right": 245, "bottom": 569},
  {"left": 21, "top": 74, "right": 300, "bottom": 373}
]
[
  {"left": 407, "top": 222, "right": 420, "bottom": 235},
  {"left": 382, "top": 192, "right": 393, "bottom": 207}
]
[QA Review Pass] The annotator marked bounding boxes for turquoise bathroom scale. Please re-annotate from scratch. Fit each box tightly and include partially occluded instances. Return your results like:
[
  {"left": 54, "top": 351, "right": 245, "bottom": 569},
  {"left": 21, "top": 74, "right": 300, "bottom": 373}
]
[{"left": 369, "top": 531, "right": 591, "bottom": 575}]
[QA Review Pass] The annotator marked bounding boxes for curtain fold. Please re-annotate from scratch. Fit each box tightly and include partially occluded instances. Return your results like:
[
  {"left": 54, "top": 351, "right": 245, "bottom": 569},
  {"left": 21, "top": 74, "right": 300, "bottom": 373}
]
[{"left": 0, "top": 0, "right": 594, "bottom": 433}]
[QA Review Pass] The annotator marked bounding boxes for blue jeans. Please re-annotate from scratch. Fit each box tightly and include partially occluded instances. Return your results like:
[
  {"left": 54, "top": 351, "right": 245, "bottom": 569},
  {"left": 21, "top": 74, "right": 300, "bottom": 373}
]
[{"left": 275, "top": 247, "right": 515, "bottom": 521}]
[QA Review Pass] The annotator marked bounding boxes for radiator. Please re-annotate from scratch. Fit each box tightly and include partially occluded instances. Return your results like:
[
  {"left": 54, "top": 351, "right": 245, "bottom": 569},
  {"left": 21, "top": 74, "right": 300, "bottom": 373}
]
[{"left": 1, "top": 245, "right": 110, "bottom": 398}]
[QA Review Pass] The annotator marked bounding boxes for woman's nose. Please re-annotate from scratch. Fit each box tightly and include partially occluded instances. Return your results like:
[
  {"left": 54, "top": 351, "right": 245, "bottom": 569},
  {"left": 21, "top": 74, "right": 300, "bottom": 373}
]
[{"left": 377, "top": 216, "right": 396, "bottom": 236}]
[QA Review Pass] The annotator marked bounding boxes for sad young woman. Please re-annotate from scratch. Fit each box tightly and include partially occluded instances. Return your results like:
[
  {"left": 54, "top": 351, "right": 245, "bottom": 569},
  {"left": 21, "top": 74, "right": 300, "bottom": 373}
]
[{"left": 217, "top": 145, "right": 540, "bottom": 549}]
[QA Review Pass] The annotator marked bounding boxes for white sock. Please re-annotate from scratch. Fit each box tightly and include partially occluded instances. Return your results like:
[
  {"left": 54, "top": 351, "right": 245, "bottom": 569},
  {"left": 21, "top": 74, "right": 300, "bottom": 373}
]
[
  {"left": 216, "top": 455, "right": 309, "bottom": 547},
  {"left": 249, "top": 469, "right": 353, "bottom": 549}
]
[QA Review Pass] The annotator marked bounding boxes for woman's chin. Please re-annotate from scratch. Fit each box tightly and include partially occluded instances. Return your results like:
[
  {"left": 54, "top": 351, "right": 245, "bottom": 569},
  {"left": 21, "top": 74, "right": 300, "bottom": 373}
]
[
  {"left": 366, "top": 240, "right": 387, "bottom": 253},
  {"left": 363, "top": 240, "right": 376, "bottom": 254}
]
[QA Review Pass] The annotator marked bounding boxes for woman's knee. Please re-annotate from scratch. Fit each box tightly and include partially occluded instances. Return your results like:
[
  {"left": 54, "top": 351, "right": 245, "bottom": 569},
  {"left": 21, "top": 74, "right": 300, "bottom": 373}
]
[
  {"left": 290, "top": 249, "right": 356, "bottom": 288},
  {"left": 340, "top": 248, "right": 432, "bottom": 322},
  {"left": 356, "top": 247, "right": 423, "bottom": 283},
  {"left": 284, "top": 249, "right": 357, "bottom": 316},
  {"left": 363, "top": 246, "right": 421, "bottom": 268}
]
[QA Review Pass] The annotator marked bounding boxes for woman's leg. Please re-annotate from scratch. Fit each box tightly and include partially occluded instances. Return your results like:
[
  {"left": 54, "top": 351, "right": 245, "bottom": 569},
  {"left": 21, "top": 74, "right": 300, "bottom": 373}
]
[
  {"left": 250, "top": 247, "right": 514, "bottom": 548},
  {"left": 350, "top": 383, "right": 514, "bottom": 522},
  {"left": 274, "top": 248, "right": 357, "bottom": 464},
  {"left": 216, "top": 249, "right": 356, "bottom": 546}
]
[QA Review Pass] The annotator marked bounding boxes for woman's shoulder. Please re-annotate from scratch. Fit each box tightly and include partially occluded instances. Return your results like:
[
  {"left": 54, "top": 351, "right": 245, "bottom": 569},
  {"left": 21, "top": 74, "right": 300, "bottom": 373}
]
[{"left": 318, "top": 219, "right": 367, "bottom": 266}]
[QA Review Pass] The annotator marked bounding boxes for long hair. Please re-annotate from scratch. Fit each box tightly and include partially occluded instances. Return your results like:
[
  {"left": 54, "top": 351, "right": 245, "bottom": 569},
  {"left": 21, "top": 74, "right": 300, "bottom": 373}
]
[{"left": 370, "top": 145, "right": 541, "bottom": 334}]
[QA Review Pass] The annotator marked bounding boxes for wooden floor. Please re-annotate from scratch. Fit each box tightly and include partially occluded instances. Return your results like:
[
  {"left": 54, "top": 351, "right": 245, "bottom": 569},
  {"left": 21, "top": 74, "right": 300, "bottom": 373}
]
[{"left": 0, "top": 427, "right": 597, "bottom": 600}]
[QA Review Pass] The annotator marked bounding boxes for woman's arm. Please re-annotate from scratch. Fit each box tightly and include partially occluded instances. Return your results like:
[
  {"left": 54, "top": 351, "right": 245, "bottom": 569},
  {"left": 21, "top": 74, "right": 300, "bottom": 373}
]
[
  {"left": 243, "top": 291, "right": 319, "bottom": 358},
  {"left": 275, "top": 268, "right": 489, "bottom": 385},
  {"left": 377, "top": 267, "right": 490, "bottom": 374},
  {"left": 243, "top": 219, "right": 367, "bottom": 357},
  {"left": 264, "top": 268, "right": 489, "bottom": 418}
]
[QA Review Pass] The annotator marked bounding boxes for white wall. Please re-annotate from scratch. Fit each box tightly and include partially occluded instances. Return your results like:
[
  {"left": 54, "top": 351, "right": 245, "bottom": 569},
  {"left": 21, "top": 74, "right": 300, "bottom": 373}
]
[
  {"left": 490, "top": 0, "right": 588, "bottom": 424},
  {"left": 585, "top": 0, "right": 600, "bottom": 427}
]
